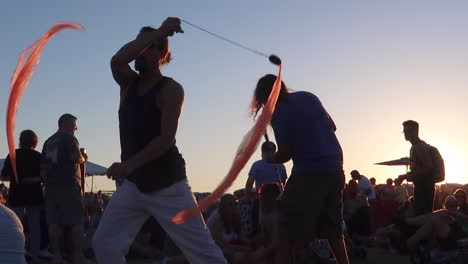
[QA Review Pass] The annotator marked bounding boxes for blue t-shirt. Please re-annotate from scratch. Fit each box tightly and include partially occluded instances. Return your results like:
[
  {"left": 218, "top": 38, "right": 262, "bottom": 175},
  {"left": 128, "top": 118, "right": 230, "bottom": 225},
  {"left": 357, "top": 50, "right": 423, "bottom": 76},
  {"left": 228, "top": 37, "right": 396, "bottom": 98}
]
[
  {"left": 248, "top": 159, "right": 287, "bottom": 190},
  {"left": 271, "top": 91, "right": 343, "bottom": 174}
]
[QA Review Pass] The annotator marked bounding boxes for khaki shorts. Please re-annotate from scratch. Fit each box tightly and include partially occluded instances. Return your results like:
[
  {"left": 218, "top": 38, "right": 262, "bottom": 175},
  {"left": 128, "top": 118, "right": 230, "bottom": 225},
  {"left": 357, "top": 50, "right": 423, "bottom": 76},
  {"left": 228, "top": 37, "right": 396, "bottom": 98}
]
[
  {"left": 279, "top": 171, "right": 345, "bottom": 240},
  {"left": 45, "top": 183, "right": 83, "bottom": 225}
]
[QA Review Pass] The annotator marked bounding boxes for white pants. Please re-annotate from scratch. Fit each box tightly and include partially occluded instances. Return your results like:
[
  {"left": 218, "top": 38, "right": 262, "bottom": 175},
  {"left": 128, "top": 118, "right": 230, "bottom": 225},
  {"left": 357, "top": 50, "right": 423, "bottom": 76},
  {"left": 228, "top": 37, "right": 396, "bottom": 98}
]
[
  {"left": 0, "top": 204, "right": 26, "bottom": 264},
  {"left": 92, "top": 179, "right": 227, "bottom": 264}
]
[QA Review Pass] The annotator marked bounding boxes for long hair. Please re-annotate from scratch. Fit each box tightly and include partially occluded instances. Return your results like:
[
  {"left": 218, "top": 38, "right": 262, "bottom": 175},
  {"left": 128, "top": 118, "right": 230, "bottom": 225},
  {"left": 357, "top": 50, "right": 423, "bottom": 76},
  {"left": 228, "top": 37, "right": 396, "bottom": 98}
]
[
  {"left": 218, "top": 194, "right": 241, "bottom": 235},
  {"left": 250, "top": 74, "right": 289, "bottom": 117},
  {"left": 134, "top": 26, "right": 172, "bottom": 72}
]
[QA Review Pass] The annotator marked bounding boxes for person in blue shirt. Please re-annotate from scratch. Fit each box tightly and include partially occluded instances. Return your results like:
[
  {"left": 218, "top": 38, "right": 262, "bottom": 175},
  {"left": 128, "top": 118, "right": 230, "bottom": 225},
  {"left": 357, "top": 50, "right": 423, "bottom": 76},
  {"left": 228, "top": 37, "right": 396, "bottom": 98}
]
[
  {"left": 251, "top": 74, "right": 349, "bottom": 264},
  {"left": 245, "top": 141, "right": 287, "bottom": 194}
]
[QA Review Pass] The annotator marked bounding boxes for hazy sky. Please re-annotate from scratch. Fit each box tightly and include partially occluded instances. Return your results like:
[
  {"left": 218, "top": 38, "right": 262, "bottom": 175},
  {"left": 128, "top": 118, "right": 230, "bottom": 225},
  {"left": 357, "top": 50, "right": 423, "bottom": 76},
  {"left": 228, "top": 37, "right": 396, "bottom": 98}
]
[{"left": 1, "top": 1, "right": 468, "bottom": 192}]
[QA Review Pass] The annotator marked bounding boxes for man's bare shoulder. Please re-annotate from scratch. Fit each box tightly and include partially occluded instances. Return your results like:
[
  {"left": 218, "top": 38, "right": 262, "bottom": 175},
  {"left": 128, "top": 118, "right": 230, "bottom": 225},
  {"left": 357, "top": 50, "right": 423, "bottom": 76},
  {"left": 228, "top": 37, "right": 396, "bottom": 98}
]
[{"left": 159, "top": 78, "right": 184, "bottom": 100}]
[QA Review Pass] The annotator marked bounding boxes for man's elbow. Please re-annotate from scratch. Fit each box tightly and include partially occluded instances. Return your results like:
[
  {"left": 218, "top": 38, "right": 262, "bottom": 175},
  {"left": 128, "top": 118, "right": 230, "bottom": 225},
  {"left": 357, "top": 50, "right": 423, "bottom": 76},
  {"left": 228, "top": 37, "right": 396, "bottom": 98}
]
[
  {"left": 159, "top": 132, "right": 176, "bottom": 147},
  {"left": 110, "top": 55, "right": 126, "bottom": 71}
]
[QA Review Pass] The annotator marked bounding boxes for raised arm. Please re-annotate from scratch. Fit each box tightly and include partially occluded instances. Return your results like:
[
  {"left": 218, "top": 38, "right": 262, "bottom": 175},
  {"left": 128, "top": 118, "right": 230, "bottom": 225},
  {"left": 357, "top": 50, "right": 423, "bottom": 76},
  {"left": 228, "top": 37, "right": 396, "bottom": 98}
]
[
  {"left": 110, "top": 17, "right": 183, "bottom": 88},
  {"left": 246, "top": 174, "right": 256, "bottom": 193}
]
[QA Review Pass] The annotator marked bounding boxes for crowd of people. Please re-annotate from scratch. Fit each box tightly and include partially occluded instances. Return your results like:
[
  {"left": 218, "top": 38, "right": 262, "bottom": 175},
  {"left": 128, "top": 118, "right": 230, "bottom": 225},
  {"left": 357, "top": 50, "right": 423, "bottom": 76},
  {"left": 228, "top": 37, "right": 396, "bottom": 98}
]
[
  {"left": 2, "top": 17, "right": 468, "bottom": 264},
  {"left": 343, "top": 175, "right": 468, "bottom": 262}
]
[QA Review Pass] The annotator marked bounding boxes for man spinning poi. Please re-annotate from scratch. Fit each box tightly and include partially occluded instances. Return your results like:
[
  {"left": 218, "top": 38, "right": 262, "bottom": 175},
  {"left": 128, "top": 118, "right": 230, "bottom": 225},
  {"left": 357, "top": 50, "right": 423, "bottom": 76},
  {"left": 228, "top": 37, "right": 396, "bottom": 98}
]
[{"left": 91, "top": 17, "right": 227, "bottom": 264}]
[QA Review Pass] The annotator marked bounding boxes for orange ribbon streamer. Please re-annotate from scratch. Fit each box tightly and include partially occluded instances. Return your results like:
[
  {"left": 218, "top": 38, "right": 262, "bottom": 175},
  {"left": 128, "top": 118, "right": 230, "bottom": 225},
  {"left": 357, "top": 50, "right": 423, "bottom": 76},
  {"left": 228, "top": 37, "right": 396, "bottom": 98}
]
[
  {"left": 6, "top": 22, "right": 84, "bottom": 183},
  {"left": 172, "top": 64, "right": 283, "bottom": 224}
]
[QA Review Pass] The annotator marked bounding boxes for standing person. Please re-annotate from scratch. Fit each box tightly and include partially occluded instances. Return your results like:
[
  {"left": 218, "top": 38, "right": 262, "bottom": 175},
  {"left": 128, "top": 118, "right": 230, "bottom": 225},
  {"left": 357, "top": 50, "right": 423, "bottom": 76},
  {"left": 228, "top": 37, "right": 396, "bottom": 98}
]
[
  {"left": 251, "top": 74, "right": 349, "bottom": 264},
  {"left": 42, "top": 113, "right": 89, "bottom": 264},
  {"left": 245, "top": 141, "right": 287, "bottom": 194},
  {"left": 1, "top": 130, "right": 47, "bottom": 260},
  {"left": 92, "top": 18, "right": 226, "bottom": 264},
  {"left": 398, "top": 120, "right": 435, "bottom": 215}
]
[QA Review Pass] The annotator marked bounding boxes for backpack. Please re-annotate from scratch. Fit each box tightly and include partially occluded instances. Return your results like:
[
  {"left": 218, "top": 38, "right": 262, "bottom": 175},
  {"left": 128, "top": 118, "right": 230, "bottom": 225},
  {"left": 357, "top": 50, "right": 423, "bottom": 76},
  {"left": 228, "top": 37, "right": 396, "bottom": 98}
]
[{"left": 428, "top": 145, "right": 445, "bottom": 183}]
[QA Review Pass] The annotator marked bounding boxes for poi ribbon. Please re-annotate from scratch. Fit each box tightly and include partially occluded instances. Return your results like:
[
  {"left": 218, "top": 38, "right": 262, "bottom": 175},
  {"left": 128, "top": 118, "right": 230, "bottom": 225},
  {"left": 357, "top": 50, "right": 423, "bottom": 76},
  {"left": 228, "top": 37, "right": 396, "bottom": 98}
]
[
  {"left": 6, "top": 22, "right": 84, "bottom": 183},
  {"left": 172, "top": 64, "right": 283, "bottom": 224}
]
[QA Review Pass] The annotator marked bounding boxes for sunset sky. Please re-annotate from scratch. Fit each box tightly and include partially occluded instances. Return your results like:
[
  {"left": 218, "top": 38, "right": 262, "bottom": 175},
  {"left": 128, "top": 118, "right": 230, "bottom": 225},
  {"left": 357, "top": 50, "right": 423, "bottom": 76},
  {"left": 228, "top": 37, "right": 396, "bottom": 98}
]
[{"left": 1, "top": 1, "right": 467, "bottom": 192}]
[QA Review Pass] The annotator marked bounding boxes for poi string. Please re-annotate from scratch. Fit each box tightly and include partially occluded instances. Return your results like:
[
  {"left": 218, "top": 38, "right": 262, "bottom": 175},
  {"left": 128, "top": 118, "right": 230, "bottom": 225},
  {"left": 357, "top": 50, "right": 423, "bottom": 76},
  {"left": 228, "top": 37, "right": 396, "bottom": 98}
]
[
  {"left": 181, "top": 19, "right": 269, "bottom": 58},
  {"left": 6, "top": 22, "right": 84, "bottom": 183},
  {"left": 181, "top": 19, "right": 281, "bottom": 66},
  {"left": 172, "top": 64, "right": 283, "bottom": 224}
]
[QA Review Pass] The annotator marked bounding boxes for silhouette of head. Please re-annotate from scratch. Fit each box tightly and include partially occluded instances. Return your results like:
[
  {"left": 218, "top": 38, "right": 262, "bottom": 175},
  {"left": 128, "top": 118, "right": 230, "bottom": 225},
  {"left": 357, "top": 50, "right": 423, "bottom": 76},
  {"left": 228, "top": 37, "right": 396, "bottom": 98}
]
[
  {"left": 259, "top": 183, "right": 281, "bottom": 201},
  {"left": 394, "top": 178, "right": 403, "bottom": 186},
  {"left": 444, "top": 195, "right": 459, "bottom": 211},
  {"left": 134, "top": 26, "right": 171, "bottom": 72},
  {"left": 261, "top": 141, "right": 276, "bottom": 160},
  {"left": 403, "top": 120, "right": 419, "bottom": 142},
  {"left": 58, "top": 113, "right": 78, "bottom": 135},
  {"left": 350, "top": 170, "right": 361, "bottom": 180},
  {"left": 386, "top": 178, "right": 393, "bottom": 186},
  {"left": 250, "top": 74, "right": 288, "bottom": 117},
  {"left": 219, "top": 194, "right": 238, "bottom": 216},
  {"left": 19, "top": 130, "right": 38, "bottom": 149},
  {"left": 454, "top": 189, "right": 467, "bottom": 205}
]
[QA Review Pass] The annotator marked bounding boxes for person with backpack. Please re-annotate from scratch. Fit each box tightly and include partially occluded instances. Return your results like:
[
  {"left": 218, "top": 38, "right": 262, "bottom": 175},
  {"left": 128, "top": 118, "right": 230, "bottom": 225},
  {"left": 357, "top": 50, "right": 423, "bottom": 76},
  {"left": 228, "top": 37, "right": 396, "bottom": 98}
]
[{"left": 399, "top": 120, "right": 444, "bottom": 216}]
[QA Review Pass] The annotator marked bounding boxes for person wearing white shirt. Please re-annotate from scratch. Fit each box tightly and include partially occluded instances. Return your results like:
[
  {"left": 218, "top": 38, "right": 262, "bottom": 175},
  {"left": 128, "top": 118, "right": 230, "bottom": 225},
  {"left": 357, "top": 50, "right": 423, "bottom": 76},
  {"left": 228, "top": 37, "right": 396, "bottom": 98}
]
[{"left": 350, "top": 170, "right": 376, "bottom": 201}]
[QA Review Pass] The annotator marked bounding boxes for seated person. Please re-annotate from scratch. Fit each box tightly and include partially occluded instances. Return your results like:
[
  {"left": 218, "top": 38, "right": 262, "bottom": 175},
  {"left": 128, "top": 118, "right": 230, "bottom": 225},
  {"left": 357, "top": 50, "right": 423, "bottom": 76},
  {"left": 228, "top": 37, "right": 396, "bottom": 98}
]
[
  {"left": 406, "top": 195, "right": 468, "bottom": 251},
  {"left": 207, "top": 194, "right": 256, "bottom": 263},
  {"left": 234, "top": 188, "right": 259, "bottom": 238},
  {"left": 374, "top": 178, "right": 397, "bottom": 226},
  {"left": 129, "top": 217, "right": 164, "bottom": 259},
  {"left": 454, "top": 189, "right": 468, "bottom": 215},
  {"left": 371, "top": 196, "right": 416, "bottom": 252},
  {"left": 345, "top": 194, "right": 372, "bottom": 240}
]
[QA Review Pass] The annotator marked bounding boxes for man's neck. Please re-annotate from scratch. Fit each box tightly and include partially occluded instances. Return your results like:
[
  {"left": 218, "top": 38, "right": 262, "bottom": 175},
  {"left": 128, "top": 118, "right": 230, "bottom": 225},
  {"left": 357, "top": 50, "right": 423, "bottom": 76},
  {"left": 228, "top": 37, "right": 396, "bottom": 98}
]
[
  {"left": 140, "top": 69, "right": 162, "bottom": 80},
  {"left": 409, "top": 137, "right": 422, "bottom": 145},
  {"left": 58, "top": 128, "right": 73, "bottom": 135}
]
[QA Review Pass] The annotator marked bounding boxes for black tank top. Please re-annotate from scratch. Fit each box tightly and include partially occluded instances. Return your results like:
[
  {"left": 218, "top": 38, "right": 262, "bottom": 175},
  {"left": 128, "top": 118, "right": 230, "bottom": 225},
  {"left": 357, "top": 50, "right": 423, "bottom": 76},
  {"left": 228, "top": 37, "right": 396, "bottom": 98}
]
[{"left": 119, "top": 76, "right": 186, "bottom": 193}]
